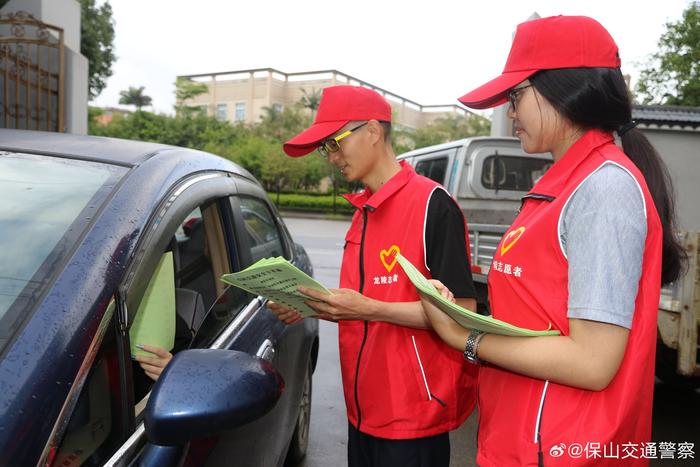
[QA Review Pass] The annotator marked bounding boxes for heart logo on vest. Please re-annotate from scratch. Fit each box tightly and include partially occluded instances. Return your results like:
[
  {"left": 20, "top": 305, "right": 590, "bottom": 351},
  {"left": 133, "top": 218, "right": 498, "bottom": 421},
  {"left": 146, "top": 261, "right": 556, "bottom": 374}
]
[
  {"left": 500, "top": 226, "right": 525, "bottom": 256},
  {"left": 380, "top": 245, "right": 401, "bottom": 272}
]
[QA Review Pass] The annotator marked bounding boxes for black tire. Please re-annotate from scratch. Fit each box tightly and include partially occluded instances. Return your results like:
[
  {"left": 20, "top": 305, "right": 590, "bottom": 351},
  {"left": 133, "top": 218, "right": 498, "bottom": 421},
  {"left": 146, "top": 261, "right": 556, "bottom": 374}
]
[{"left": 286, "top": 359, "right": 312, "bottom": 465}]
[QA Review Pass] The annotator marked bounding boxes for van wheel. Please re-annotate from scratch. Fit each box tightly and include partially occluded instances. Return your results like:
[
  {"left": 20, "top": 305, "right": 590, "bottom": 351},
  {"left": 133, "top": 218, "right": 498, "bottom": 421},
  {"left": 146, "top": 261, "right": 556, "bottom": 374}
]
[{"left": 286, "top": 359, "right": 312, "bottom": 465}]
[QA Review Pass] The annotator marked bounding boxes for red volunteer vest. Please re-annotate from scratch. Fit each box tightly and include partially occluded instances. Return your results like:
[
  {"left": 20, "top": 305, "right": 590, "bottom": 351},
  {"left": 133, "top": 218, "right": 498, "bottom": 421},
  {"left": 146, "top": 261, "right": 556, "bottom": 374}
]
[
  {"left": 478, "top": 130, "right": 662, "bottom": 466},
  {"left": 338, "top": 161, "right": 477, "bottom": 439}
]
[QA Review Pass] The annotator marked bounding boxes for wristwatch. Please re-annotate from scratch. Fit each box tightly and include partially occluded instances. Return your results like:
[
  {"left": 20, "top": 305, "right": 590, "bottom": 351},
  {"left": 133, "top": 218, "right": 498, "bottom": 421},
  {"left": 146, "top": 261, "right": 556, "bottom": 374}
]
[{"left": 463, "top": 329, "right": 485, "bottom": 364}]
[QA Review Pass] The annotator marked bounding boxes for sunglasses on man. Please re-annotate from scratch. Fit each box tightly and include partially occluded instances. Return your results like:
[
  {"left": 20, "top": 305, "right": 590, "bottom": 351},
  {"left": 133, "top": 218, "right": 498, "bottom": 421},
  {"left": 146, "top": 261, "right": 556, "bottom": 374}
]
[{"left": 317, "top": 122, "right": 368, "bottom": 158}]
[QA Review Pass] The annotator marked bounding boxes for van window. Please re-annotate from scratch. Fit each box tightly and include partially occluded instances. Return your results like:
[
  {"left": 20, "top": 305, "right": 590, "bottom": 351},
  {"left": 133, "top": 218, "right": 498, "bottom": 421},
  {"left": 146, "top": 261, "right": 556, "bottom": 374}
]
[
  {"left": 481, "top": 156, "right": 552, "bottom": 191},
  {"left": 415, "top": 157, "right": 449, "bottom": 185}
]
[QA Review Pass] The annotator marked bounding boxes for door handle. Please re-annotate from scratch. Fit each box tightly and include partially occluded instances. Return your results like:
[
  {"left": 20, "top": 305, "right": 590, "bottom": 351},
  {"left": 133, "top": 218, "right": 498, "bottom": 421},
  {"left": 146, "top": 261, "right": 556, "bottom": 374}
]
[{"left": 256, "top": 339, "right": 275, "bottom": 362}]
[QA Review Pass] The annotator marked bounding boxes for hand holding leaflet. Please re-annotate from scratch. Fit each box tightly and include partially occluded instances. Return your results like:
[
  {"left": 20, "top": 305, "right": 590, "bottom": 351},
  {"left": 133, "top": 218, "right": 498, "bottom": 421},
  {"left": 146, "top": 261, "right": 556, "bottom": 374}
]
[
  {"left": 221, "top": 257, "right": 331, "bottom": 317},
  {"left": 396, "top": 253, "right": 559, "bottom": 337}
]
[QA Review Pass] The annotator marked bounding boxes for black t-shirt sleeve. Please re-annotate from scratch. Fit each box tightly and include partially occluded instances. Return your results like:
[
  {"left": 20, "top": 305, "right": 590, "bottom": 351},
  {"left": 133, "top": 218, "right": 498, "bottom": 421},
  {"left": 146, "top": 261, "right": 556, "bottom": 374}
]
[{"left": 425, "top": 189, "right": 477, "bottom": 299}]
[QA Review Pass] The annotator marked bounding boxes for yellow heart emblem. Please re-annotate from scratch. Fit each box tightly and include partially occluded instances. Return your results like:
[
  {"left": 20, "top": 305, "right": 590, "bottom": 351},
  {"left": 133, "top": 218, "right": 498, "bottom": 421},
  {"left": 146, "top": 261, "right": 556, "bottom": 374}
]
[
  {"left": 500, "top": 226, "right": 525, "bottom": 256},
  {"left": 379, "top": 245, "right": 401, "bottom": 272}
]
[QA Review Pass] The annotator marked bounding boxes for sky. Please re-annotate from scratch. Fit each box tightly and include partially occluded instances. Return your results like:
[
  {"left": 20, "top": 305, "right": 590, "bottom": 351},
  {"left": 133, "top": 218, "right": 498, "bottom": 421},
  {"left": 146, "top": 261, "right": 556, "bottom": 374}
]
[{"left": 92, "top": 0, "right": 693, "bottom": 115}]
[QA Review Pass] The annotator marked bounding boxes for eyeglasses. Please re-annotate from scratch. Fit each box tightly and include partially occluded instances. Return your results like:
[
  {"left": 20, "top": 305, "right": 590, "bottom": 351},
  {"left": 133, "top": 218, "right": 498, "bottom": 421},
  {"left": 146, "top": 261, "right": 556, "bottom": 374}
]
[
  {"left": 318, "top": 122, "right": 368, "bottom": 158},
  {"left": 507, "top": 84, "right": 533, "bottom": 111}
]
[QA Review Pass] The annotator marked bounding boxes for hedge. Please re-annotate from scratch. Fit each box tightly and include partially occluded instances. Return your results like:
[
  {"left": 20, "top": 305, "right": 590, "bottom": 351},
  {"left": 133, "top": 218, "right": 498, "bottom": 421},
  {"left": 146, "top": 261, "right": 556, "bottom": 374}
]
[{"left": 267, "top": 192, "right": 355, "bottom": 214}]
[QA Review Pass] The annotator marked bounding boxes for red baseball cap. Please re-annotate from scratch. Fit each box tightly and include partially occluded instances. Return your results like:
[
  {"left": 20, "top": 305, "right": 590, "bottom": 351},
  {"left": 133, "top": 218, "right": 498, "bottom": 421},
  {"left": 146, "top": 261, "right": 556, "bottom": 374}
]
[
  {"left": 458, "top": 15, "right": 621, "bottom": 109},
  {"left": 283, "top": 85, "right": 392, "bottom": 157}
]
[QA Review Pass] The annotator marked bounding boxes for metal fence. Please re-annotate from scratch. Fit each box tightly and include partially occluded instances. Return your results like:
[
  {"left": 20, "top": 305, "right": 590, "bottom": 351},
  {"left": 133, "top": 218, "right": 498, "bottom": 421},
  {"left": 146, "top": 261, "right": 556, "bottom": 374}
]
[{"left": 0, "top": 10, "right": 64, "bottom": 132}]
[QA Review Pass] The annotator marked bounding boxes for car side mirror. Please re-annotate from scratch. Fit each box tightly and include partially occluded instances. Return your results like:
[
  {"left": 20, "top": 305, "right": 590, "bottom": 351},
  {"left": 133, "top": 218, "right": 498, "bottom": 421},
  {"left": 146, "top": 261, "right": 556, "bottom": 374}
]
[{"left": 144, "top": 349, "right": 284, "bottom": 446}]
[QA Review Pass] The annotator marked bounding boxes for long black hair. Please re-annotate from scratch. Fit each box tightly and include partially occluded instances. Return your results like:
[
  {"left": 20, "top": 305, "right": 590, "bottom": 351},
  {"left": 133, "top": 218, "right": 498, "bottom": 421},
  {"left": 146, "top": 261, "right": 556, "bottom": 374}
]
[{"left": 530, "top": 67, "right": 686, "bottom": 285}]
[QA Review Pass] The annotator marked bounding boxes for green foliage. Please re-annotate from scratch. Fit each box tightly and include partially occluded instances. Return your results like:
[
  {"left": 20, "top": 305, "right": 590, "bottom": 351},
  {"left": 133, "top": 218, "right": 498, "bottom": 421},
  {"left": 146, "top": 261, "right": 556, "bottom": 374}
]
[
  {"left": 299, "top": 88, "right": 322, "bottom": 120},
  {"left": 174, "top": 77, "right": 209, "bottom": 116},
  {"left": 87, "top": 105, "right": 104, "bottom": 134},
  {"left": 80, "top": 0, "right": 116, "bottom": 100},
  {"left": 175, "top": 77, "right": 209, "bottom": 102},
  {"left": 92, "top": 89, "right": 490, "bottom": 199},
  {"left": 119, "top": 86, "right": 153, "bottom": 111},
  {"left": 268, "top": 193, "right": 354, "bottom": 214},
  {"left": 394, "top": 113, "right": 491, "bottom": 153},
  {"left": 254, "top": 105, "right": 311, "bottom": 141},
  {"left": 636, "top": 2, "right": 700, "bottom": 106},
  {"left": 90, "top": 111, "right": 244, "bottom": 149}
]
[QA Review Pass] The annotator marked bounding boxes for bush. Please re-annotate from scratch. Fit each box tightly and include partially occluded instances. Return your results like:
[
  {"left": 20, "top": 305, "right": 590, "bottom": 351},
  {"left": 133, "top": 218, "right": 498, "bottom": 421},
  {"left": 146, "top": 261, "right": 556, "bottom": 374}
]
[{"left": 268, "top": 193, "right": 354, "bottom": 214}]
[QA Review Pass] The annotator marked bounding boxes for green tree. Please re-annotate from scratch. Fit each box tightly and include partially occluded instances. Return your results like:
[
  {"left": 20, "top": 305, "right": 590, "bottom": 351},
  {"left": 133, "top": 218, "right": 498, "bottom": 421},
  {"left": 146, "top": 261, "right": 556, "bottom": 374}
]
[
  {"left": 395, "top": 113, "right": 491, "bottom": 153},
  {"left": 87, "top": 105, "right": 104, "bottom": 133},
  {"left": 90, "top": 109, "right": 245, "bottom": 151},
  {"left": 299, "top": 88, "right": 322, "bottom": 120},
  {"left": 80, "top": 0, "right": 116, "bottom": 100},
  {"left": 174, "top": 77, "right": 209, "bottom": 115},
  {"left": 119, "top": 86, "right": 152, "bottom": 111},
  {"left": 636, "top": 2, "right": 700, "bottom": 106},
  {"left": 255, "top": 105, "right": 311, "bottom": 142}
]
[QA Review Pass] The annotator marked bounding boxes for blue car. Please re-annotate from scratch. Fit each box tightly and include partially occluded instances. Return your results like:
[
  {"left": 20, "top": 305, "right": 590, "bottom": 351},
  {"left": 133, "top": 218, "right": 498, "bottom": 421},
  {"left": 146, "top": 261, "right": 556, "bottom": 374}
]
[{"left": 0, "top": 129, "right": 319, "bottom": 466}]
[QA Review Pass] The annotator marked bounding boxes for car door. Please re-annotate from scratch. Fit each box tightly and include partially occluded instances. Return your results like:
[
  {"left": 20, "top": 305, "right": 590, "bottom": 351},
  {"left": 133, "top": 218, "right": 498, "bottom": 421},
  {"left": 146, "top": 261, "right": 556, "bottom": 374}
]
[
  {"left": 91, "top": 171, "right": 270, "bottom": 466},
  {"left": 196, "top": 180, "right": 315, "bottom": 467}
]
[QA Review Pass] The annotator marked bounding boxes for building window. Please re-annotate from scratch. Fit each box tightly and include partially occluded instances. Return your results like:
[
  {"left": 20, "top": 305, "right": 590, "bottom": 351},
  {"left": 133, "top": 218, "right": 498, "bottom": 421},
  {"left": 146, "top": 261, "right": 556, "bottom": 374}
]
[
  {"left": 235, "top": 103, "right": 246, "bottom": 122},
  {"left": 216, "top": 103, "right": 227, "bottom": 121},
  {"left": 273, "top": 103, "right": 283, "bottom": 114}
]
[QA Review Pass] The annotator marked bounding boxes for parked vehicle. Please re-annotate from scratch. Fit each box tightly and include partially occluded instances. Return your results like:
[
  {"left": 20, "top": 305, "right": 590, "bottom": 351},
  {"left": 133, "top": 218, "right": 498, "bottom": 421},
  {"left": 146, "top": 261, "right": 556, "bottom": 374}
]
[
  {"left": 0, "top": 129, "right": 319, "bottom": 466},
  {"left": 398, "top": 105, "right": 700, "bottom": 384}
]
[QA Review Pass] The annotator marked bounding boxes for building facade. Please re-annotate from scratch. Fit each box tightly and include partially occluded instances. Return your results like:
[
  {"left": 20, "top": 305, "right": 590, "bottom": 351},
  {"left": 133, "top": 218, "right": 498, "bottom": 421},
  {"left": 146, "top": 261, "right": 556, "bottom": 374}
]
[{"left": 177, "top": 68, "right": 475, "bottom": 131}]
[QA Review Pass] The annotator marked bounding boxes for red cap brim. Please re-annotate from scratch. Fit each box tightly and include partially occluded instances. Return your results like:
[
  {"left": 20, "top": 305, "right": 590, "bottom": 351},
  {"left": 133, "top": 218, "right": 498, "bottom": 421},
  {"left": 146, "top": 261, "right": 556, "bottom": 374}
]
[
  {"left": 283, "top": 120, "right": 349, "bottom": 157},
  {"left": 458, "top": 70, "right": 536, "bottom": 109}
]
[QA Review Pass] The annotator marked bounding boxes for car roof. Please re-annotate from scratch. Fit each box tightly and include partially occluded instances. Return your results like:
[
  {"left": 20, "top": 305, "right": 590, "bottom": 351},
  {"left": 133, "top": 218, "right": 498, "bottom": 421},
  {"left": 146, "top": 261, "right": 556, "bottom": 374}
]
[
  {"left": 0, "top": 128, "right": 249, "bottom": 171},
  {"left": 0, "top": 129, "right": 180, "bottom": 165}
]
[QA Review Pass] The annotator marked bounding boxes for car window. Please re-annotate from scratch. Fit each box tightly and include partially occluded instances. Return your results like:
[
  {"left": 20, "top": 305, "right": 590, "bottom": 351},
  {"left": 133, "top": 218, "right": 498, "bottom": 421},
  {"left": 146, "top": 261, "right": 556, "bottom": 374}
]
[
  {"left": 176, "top": 204, "right": 229, "bottom": 309},
  {"left": 415, "top": 157, "right": 448, "bottom": 185},
  {"left": 54, "top": 307, "right": 126, "bottom": 466},
  {"left": 481, "top": 155, "right": 552, "bottom": 191},
  {"left": 0, "top": 153, "right": 125, "bottom": 354},
  {"left": 238, "top": 196, "right": 285, "bottom": 263},
  {"left": 128, "top": 201, "right": 255, "bottom": 405}
]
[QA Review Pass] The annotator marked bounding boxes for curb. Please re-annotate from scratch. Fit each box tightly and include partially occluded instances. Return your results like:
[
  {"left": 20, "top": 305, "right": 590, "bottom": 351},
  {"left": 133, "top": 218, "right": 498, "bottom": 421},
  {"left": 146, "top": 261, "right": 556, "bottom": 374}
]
[{"left": 279, "top": 210, "right": 353, "bottom": 221}]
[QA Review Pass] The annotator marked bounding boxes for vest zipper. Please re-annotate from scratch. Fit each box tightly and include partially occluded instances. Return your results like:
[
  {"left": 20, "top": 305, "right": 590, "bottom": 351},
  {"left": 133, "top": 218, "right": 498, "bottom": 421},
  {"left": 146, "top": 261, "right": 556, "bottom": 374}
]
[
  {"left": 535, "top": 380, "right": 550, "bottom": 467},
  {"left": 354, "top": 207, "right": 370, "bottom": 431}
]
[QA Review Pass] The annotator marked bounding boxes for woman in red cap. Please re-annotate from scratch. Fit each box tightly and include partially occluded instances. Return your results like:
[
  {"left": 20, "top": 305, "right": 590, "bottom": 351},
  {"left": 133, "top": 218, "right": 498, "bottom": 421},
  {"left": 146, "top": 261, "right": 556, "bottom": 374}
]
[{"left": 422, "top": 15, "right": 686, "bottom": 466}]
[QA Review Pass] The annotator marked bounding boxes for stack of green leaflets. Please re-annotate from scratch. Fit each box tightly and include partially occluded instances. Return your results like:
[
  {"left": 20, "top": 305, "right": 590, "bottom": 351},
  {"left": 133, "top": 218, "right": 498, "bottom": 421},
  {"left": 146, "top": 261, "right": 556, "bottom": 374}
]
[
  {"left": 396, "top": 254, "right": 560, "bottom": 337},
  {"left": 220, "top": 257, "right": 330, "bottom": 317}
]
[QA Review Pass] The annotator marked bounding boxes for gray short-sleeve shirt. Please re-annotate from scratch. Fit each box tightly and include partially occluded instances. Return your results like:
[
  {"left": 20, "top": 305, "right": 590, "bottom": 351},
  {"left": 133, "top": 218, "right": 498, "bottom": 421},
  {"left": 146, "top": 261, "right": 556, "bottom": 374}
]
[{"left": 560, "top": 163, "right": 647, "bottom": 329}]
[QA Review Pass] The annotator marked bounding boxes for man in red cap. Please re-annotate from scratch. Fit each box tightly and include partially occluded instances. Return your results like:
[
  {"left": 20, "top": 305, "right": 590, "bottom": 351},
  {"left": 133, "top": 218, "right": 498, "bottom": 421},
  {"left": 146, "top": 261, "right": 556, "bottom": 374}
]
[{"left": 271, "top": 85, "right": 478, "bottom": 467}]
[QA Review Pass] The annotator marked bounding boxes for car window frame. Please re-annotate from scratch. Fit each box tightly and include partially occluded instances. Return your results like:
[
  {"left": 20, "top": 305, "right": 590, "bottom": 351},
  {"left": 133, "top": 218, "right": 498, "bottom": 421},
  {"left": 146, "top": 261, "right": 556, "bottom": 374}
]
[
  {"left": 104, "top": 172, "right": 271, "bottom": 465},
  {"left": 232, "top": 179, "right": 292, "bottom": 266}
]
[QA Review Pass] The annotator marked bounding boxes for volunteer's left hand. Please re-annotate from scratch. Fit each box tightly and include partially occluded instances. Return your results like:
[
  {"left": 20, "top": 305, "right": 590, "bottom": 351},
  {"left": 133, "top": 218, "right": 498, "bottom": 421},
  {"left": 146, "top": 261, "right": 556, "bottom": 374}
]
[
  {"left": 299, "top": 286, "right": 373, "bottom": 321},
  {"left": 419, "top": 281, "right": 468, "bottom": 350},
  {"left": 429, "top": 279, "right": 456, "bottom": 303}
]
